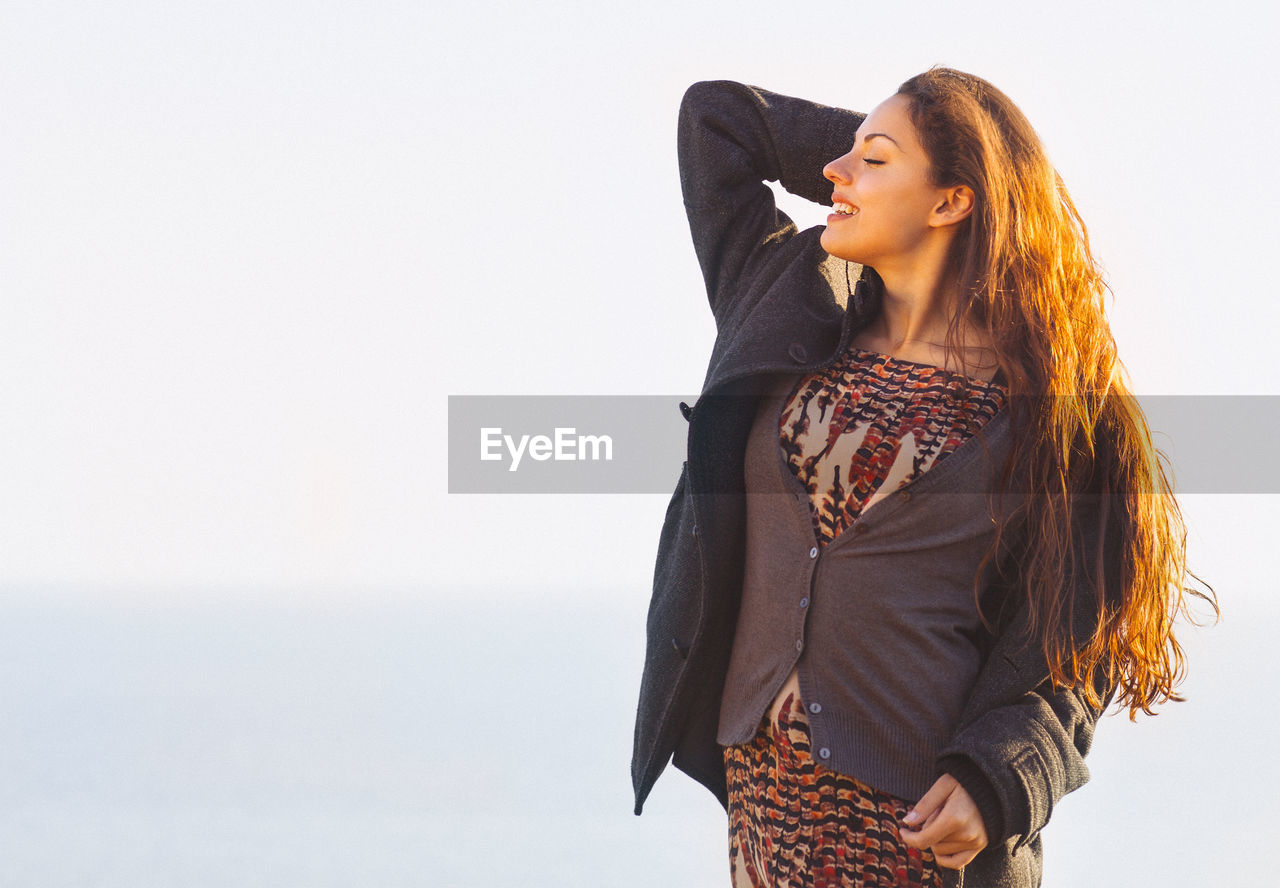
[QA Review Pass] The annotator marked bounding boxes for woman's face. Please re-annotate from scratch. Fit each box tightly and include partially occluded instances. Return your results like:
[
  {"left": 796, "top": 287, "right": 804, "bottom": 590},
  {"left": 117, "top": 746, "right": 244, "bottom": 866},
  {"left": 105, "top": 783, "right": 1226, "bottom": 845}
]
[{"left": 819, "top": 93, "right": 952, "bottom": 269}]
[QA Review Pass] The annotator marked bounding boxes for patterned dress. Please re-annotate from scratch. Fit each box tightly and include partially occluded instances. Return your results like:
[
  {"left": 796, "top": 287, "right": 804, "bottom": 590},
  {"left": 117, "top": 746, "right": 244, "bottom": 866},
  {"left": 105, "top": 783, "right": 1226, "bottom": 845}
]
[{"left": 725, "top": 347, "right": 1007, "bottom": 888}]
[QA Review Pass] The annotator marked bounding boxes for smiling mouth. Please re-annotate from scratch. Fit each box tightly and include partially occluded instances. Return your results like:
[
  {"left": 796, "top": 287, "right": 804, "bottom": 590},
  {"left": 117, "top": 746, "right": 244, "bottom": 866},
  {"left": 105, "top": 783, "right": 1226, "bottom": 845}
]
[{"left": 832, "top": 201, "right": 859, "bottom": 216}]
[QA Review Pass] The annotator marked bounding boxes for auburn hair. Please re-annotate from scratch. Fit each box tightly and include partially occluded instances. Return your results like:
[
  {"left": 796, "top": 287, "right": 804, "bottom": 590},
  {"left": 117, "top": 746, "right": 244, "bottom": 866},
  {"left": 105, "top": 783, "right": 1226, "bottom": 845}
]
[{"left": 895, "top": 67, "right": 1216, "bottom": 718}]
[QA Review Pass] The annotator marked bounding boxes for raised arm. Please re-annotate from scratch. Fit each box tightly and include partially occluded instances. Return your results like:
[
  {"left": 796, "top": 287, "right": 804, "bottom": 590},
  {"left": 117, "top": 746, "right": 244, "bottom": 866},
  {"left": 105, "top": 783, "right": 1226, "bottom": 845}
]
[{"left": 677, "top": 80, "right": 864, "bottom": 327}]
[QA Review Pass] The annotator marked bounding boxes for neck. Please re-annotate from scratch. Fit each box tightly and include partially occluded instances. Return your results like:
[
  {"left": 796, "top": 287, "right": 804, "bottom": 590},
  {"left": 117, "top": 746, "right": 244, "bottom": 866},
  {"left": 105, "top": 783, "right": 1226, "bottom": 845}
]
[
  {"left": 873, "top": 276, "right": 952, "bottom": 349},
  {"left": 867, "top": 240, "right": 957, "bottom": 349},
  {"left": 856, "top": 238, "right": 997, "bottom": 380}
]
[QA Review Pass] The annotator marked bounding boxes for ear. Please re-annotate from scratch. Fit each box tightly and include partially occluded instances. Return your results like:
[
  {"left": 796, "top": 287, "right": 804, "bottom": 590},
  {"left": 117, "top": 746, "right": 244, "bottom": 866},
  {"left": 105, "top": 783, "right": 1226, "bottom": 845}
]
[{"left": 929, "top": 185, "right": 975, "bottom": 229}]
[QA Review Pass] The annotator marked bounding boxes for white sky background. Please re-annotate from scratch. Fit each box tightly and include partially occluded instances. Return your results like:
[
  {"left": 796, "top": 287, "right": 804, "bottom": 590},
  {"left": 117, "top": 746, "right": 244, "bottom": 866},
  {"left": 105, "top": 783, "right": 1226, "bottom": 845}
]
[
  {"left": 3, "top": 0, "right": 1278, "bottom": 599},
  {"left": 5, "top": 3, "right": 1280, "bottom": 886}
]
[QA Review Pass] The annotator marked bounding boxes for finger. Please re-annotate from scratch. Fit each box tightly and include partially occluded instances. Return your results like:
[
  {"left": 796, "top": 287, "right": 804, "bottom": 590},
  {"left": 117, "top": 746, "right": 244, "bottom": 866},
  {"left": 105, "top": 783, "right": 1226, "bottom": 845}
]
[
  {"left": 930, "top": 840, "right": 983, "bottom": 856},
  {"left": 899, "top": 806, "right": 944, "bottom": 850},
  {"left": 903, "top": 774, "right": 958, "bottom": 829},
  {"left": 899, "top": 827, "right": 925, "bottom": 850},
  {"left": 901, "top": 799, "right": 964, "bottom": 850},
  {"left": 933, "top": 848, "right": 982, "bottom": 870},
  {"left": 900, "top": 815, "right": 956, "bottom": 850},
  {"left": 901, "top": 804, "right": 941, "bottom": 846}
]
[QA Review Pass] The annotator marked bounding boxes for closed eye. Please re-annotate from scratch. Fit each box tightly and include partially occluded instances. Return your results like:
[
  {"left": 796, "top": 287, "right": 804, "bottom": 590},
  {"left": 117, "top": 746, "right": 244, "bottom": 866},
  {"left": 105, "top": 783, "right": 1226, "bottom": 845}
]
[{"left": 863, "top": 158, "right": 885, "bottom": 166}]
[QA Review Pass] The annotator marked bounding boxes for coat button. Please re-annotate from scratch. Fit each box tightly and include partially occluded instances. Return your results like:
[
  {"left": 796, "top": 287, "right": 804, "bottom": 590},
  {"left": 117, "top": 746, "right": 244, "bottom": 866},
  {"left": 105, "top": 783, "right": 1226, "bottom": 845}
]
[
  {"left": 678, "top": 401, "right": 692, "bottom": 421},
  {"left": 787, "top": 342, "right": 808, "bottom": 363}
]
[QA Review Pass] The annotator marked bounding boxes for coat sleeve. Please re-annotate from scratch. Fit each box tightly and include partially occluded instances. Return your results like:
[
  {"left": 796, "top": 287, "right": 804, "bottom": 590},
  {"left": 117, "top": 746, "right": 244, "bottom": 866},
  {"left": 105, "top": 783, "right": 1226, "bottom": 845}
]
[
  {"left": 677, "top": 80, "right": 864, "bottom": 330},
  {"left": 936, "top": 488, "right": 1124, "bottom": 851},
  {"left": 937, "top": 676, "right": 1114, "bottom": 851}
]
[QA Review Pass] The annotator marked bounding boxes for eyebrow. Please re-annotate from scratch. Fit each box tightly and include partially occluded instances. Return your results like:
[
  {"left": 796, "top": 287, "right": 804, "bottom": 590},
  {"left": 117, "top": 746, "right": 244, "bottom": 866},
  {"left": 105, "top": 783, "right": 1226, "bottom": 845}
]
[{"left": 860, "top": 132, "right": 901, "bottom": 148}]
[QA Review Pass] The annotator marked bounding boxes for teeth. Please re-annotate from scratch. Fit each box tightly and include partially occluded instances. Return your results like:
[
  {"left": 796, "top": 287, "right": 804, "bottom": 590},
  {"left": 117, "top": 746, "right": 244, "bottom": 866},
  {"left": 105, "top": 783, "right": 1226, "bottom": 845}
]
[{"left": 833, "top": 202, "right": 858, "bottom": 215}]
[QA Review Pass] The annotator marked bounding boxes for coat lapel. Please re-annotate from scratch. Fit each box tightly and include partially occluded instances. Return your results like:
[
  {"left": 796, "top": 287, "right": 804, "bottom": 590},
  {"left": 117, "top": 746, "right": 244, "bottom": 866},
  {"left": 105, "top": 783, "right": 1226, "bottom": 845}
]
[{"left": 700, "top": 245, "right": 882, "bottom": 399}]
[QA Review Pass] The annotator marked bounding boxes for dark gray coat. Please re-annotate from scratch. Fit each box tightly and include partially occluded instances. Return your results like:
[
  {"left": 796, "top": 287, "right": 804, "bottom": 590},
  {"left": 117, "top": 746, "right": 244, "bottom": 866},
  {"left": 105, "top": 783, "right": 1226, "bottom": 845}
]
[{"left": 630, "top": 80, "right": 1120, "bottom": 888}]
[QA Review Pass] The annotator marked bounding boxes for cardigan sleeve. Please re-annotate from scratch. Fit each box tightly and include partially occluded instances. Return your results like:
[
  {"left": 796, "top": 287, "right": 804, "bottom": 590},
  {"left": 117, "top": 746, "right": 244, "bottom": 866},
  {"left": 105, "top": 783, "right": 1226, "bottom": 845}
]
[
  {"left": 936, "top": 485, "right": 1124, "bottom": 852},
  {"left": 676, "top": 80, "right": 864, "bottom": 330}
]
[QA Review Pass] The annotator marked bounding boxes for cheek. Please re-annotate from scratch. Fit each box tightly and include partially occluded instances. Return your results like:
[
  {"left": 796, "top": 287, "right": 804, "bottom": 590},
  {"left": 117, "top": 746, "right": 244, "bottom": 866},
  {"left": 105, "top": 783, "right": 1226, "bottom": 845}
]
[
  {"left": 878, "top": 181, "right": 936, "bottom": 228},
  {"left": 865, "top": 180, "right": 912, "bottom": 219}
]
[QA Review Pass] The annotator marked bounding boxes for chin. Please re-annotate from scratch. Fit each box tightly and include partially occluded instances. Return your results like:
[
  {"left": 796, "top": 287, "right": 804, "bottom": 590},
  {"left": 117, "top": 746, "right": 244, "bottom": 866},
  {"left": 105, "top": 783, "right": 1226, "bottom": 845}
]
[{"left": 819, "top": 230, "right": 862, "bottom": 263}]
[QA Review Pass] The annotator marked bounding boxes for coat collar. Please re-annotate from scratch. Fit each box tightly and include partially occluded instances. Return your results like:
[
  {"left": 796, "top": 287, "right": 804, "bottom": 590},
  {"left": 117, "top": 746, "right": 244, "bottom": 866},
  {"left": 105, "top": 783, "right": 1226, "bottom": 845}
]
[{"left": 700, "top": 244, "right": 885, "bottom": 400}]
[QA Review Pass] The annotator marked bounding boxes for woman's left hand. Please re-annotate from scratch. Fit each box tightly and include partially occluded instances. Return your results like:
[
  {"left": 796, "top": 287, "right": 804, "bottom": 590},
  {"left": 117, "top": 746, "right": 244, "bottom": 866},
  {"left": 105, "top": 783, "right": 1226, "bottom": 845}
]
[{"left": 899, "top": 774, "right": 989, "bottom": 869}]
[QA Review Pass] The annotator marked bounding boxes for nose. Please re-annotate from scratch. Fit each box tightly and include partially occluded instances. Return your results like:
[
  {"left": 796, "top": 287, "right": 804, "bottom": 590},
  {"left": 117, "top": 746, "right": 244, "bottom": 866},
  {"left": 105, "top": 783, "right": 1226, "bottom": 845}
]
[{"left": 823, "top": 151, "right": 854, "bottom": 185}]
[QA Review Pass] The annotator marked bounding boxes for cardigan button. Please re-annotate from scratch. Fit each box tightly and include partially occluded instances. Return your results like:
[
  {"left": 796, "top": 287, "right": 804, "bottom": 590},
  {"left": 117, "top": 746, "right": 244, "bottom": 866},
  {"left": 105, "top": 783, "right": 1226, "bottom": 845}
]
[
  {"left": 809, "top": 702, "right": 822, "bottom": 714},
  {"left": 799, "top": 596, "right": 809, "bottom": 608},
  {"left": 809, "top": 546, "right": 818, "bottom": 559},
  {"left": 787, "top": 342, "right": 808, "bottom": 363},
  {"left": 818, "top": 747, "right": 831, "bottom": 760}
]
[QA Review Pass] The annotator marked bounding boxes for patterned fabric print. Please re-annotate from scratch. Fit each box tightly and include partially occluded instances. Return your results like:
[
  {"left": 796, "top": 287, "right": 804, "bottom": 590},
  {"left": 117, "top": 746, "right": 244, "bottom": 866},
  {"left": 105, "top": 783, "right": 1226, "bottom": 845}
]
[
  {"left": 725, "top": 693, "right": 942, "bottom": 888},
  {"left": 779, "top": 348, "right": 1007, "bottom": 546}
]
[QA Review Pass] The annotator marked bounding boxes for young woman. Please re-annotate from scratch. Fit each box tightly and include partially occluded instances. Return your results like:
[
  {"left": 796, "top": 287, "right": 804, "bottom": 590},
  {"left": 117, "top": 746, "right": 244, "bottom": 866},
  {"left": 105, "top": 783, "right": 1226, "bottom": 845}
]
[{"left": 630, "top": 68, "right": 1209, "bottom": 888}]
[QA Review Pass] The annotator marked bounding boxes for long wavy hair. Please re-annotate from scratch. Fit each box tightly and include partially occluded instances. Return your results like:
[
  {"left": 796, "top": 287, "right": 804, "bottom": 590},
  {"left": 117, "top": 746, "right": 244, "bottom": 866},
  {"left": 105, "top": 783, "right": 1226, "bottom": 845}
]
[{"left": 895, "top": 67, "right": 1215, "bottom": 718}]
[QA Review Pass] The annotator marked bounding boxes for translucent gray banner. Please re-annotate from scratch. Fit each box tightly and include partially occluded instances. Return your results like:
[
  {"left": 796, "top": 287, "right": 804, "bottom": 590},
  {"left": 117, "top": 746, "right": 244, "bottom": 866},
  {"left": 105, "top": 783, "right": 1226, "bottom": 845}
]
[
  {"left": 448, "top": 395, "right": 693, "bottom": 494},
  {"left": 447, "top": 395, "right": 1280, "bottom": 494}
]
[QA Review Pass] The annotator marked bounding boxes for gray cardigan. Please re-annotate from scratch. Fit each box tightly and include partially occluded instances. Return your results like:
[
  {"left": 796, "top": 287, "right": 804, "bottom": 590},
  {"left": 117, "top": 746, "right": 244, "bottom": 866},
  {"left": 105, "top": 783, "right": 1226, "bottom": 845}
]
[
  {"left": 717, "top": 371, "right": 1024, "bottom": 804},
  {"left": 630, "top": 80, "right": 1121, "bottom": 888}
]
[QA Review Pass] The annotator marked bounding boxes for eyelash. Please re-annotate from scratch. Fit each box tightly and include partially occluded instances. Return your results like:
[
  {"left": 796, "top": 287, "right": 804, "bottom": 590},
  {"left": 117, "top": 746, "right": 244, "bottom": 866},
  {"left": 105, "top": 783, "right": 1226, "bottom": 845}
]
[{"left": 863, "top": 158, "right": 885, "bottom": 166}]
